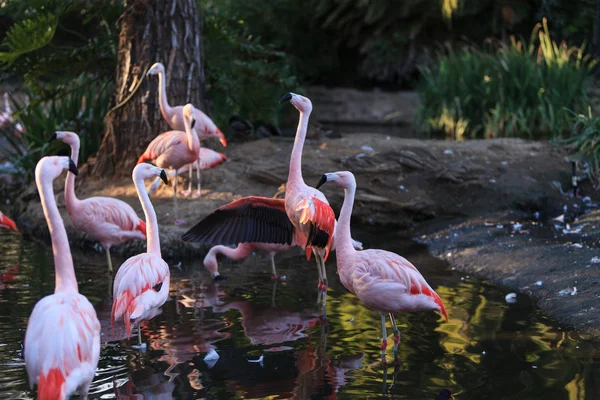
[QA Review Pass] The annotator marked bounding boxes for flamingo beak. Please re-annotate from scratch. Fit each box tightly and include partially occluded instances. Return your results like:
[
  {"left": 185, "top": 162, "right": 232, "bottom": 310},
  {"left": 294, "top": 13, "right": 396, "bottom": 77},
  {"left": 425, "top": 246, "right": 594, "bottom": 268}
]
[
  {"left": 315, "top": 174, "right": 328, "bottom": 189},
  {"left": 68, "top": 158, "right": 78, "bottom": 176},
  {"left": 0, "top": 215, "right": 18, "bottom": 233},
  {"left": 191, "top": 118, "right": 196, "bottom": 129},
  {"left": 160, "top": 169, "right": 169, "bottom": 185},
  {"left": 48, "top": 132, "right": 57, "bottom": 142},
  {"left": 279, "top": 93, "right": 293, "bottom": 103}
]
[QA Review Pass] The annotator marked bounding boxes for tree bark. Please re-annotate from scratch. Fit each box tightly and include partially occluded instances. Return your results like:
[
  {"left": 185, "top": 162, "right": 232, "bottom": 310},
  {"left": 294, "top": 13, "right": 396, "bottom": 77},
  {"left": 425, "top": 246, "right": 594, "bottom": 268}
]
[{"left": 93, "top": 0, "right": 206, "bottom": 177}]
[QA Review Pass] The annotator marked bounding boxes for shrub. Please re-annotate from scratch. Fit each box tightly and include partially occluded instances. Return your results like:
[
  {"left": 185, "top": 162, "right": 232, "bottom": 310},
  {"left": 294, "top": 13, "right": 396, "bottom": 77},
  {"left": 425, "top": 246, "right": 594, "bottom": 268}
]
[
  {"left": 416, "top": 19, "right": 596, "bottom": 140},
  {"left": 564, "top": 108, "right": 600, "bottom": 188}
]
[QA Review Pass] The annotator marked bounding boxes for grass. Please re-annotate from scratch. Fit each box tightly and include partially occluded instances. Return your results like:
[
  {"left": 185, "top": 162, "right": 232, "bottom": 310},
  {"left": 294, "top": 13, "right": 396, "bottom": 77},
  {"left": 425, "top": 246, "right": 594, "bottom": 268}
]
[
  {"left": 0, "top": 75, "right": 112, "bottom": 182},
  {"left": 563, "top": 108, "right": 600, "bottom": 188},
  {"left": 417, "top": 18, "right": 596, "bottom": 140}
]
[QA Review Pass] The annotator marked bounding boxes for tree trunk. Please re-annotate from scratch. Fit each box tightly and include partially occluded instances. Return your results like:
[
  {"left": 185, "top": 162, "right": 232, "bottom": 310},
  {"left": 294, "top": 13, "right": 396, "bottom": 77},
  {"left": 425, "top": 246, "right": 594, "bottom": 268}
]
[{"left": 93, "top": 0, "right": 206, "bottom": 177}]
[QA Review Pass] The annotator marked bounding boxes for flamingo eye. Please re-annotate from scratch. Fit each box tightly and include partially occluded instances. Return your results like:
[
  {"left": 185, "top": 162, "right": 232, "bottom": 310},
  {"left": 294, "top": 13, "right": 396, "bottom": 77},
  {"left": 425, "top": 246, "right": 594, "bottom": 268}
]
[{"left": 153, "top": 282, "right": 163, "bottom": 292}]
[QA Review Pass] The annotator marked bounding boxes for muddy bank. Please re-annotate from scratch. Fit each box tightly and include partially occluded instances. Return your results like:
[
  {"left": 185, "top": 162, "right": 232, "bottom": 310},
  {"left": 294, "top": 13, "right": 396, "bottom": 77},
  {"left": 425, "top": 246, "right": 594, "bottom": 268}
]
[{"left": 9, "top": 133, "right": 599, "bottom": 336}]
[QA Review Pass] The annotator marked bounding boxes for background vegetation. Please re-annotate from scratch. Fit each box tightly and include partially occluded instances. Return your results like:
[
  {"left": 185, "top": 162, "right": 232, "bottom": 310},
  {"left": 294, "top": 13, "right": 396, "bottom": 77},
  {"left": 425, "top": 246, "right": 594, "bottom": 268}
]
[{"left": 0, "top": 0, "right": 600, "bottom": 182}]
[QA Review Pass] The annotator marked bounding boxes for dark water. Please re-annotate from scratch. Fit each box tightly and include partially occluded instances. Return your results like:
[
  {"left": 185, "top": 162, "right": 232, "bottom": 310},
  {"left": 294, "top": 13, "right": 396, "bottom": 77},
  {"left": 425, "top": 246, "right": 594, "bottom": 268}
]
[{"left": 0, "top": 228, "right": 599, "bottom": 400}]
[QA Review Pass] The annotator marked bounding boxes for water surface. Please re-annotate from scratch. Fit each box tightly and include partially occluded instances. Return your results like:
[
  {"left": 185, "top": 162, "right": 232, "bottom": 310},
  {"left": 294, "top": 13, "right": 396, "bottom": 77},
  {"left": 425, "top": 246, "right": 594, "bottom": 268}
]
[{"left": 0, "top": 228, "right": 598, "bottom": 399}]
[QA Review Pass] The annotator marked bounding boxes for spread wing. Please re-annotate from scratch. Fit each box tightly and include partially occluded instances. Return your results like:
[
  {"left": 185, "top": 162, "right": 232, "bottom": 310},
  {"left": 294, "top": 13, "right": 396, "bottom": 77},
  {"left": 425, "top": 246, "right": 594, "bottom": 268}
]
[
  {"left": 181, "top": 196, "right": 294, "bottom": 246},
  {"left": 295, "top": 196, "right": 335, "bottom": 260}
]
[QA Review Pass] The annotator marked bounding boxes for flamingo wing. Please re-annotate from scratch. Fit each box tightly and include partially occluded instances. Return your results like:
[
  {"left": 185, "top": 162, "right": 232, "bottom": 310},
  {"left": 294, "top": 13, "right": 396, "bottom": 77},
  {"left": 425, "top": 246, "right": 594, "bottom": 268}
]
[
  {"left": 80, "top": 197, "right": 145, "bottom": 238},
  {"left": 198, "top": 147, "right": 227, "bottom": 169},
  {"left": 24, "top": 292, "right": 100, "bottom": 398},
  {"left": 137, "top": 130, "right": 185, "bottom": 164},
  {"left": 0, "top": 211, "right": 18, "bottom": 232},
  {"left": 193, "top": 108, "right": 227, "bottom": 146},
  {"left": 112, "top": 253, "right": 170, "bottom": 335},
  {"left": 350, "top": 250, "right": 448, "bottom": 320},
  {"left": 295, "top": 196, "right": 335, "bottom": 260},
  {"left": 181, "top": 196, "right": 294, "bottom": 246}
]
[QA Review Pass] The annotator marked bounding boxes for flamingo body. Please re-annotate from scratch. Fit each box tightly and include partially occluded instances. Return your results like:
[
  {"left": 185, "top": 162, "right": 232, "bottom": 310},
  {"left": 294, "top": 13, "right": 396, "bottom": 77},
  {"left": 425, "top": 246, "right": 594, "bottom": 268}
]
[
  {"left": 112, "top": 252, "right": 170, "bottom": 335},
  {"left": 25, "top": 156, "right": 100, "bottom": 399},
  {"left": 0, "top": 211, "right": 18, "bottom": 232}
]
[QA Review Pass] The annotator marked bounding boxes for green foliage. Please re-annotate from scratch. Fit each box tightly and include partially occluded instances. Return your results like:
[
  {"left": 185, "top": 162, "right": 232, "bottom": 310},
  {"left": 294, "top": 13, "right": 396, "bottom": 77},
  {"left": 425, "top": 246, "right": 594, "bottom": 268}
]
[
  {"left": 564, "top": 108, "right": 600, "bottom": 188},
  {"left": 203, "top": 0, "right": 302, "bottom": 128},
  {"left": 416, "top": 19, "right": 596, "bottom": 140},
  {"left": 0, "top": 13, "right": 58, "bottom": 67},
  {"left": 0, "top": 75, "right": 112, "bottom": 182}
]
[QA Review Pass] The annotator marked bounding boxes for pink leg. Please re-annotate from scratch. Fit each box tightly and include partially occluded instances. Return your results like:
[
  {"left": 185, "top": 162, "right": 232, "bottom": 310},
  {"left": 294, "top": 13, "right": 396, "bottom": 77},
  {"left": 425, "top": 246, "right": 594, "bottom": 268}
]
[
  {"left": 381, "top": 313, "right": 388, "bottom": 364},
  {"left": 389, "top": 313, "right": 401, "bottom": 362}
]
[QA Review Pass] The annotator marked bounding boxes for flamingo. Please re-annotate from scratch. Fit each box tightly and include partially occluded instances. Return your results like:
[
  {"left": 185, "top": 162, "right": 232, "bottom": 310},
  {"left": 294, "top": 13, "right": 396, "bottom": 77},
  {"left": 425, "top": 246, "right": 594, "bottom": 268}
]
[
  {"left": 147, "top": 147, "right": 227, "bottom": 196},
  {"left": 0, "top": 210, "right": 18, "bottom": 232},
  {"left": 24, "top": 156, "right": 100, "bottom": 399},
  {"left": 147, "top": 62, "right": 227, "bottom": 197},
  {"left": 50, "top": 131, "right": 147, "bottom": 274},
  {"left": 137, "top": 104, "right": 198, "bottom": 225},
  {"left": 112, "top": 163, "right": 171, "bottom": 348},
  {"left": 181, "top": 196, "right": 362, "bottom": 281},
  {"left": 315, "top": 171, "right": 448, "bottom": 363}
]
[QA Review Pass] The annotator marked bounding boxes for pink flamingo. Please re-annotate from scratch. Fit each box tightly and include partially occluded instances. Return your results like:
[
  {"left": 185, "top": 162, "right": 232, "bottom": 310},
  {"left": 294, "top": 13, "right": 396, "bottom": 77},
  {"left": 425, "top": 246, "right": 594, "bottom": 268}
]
[
  {"left": 182, "top": 196, "right": 362, "bottom": 281},
  {"left": 112, "top": 163, "right": 171, "bottom": 348},
  {"left": 137, "top": 104, "right": 198, "bottom": 224},
  {"left": 0, "top": 210, "right": 18, "bottom": 232},
  {"left": 50, "top": 131, "right": 147, "bottom": 274},
  {"left": 316, "top": 171, "right": 448, "bottom": 363},
  {"left": 147, "top": 62, "right": 227, "bottom": 197},
  {"left": 147, "top": 147, "right": 227, "bottom": 196},
  {"left": 24, "top": 156, "right": 100, "bottom": 399}
]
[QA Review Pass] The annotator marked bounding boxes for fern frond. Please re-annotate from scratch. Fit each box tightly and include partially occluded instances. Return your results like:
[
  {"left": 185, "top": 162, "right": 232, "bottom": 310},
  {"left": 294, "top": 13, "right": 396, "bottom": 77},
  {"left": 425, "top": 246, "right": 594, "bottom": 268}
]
[{"left": 0, "top": 13, "right": 58, "bottom": 66}]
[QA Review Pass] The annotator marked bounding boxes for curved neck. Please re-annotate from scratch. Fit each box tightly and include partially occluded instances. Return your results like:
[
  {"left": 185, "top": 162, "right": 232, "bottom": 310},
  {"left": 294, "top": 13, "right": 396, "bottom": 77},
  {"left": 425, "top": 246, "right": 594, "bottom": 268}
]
[
  {"left": 37, "top": 174, "right": 78, "bottom": 293},
  {"left": 217, "top": 243, "right": 254, "bottom": 261},
  {"left": 337, "top": 182, "right": 357, "bottom": 257},
  {"left": 157, "top": 71, "right": 172, "bottom": 121},
  {"left": 134, "top": 177, "right": 161, "bottom": 255},
  {"left": 64, "top": 141, "right": 80, "bottom": 211},
  {"left": 184, "top": 117, "right": 200, "bottom": 154},
  {"left": 288, "top": 111, "right": 310, "bottom": 186}
]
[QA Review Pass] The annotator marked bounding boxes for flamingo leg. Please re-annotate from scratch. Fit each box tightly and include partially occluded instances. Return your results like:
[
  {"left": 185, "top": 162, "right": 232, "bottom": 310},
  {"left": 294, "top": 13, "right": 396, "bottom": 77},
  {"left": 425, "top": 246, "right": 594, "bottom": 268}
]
[
  {"left": 106, "top": 247, "right": 113, "bottom": 273},
  {"left": 320, "top": 253, "right": 328, "bottom": 290},
  {"left": 389, "top": 313, "right": 401, "bottom": 361},
  {"left": 270, "top": 254, "right": 278, "bottom": 279},
  {"left": 195, "top": 159, "right": 202, "bottom": 198},
  {"left": 271, "top": 280, "right": 277, "bottom": 307},
  {"left": 137, "top": 326, "right": 144, "bottom": 347},
  {"left": 380, "top": 313, "right": 388, "bottom": 364}
]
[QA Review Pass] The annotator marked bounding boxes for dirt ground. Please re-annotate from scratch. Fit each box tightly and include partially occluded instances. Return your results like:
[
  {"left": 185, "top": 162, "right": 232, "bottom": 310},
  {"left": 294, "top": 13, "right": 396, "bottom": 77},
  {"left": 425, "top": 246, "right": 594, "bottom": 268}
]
[{"left": 7, "top": 133, "right": 600, "bottom": 337}]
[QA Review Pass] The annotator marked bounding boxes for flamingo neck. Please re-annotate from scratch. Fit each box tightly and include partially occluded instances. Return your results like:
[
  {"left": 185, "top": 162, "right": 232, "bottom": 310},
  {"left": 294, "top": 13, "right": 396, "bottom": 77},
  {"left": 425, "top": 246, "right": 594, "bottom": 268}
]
[
  {"left": 288, "top": 111, "right": 310, "bottom": 187},
  {"left": 134, "top": 177, "right": 161, "bottom": 255},
  {"left": 337, "top": 182, "right": 357, "bottom": 260},
  {"left": 218, "top": 243, "right": 254, "bottom": 261},
  {"left": 38, "top": 173, "right": 78, "bottom": 293},
  {"left": 64, "top": 140, "right": 80, "bottom": 212},
  {"left": 157, "top": 71, "right": 172, "bottom": 122},
  {"left": 184, "top": 117, "right": 200, "bottom": 154}
]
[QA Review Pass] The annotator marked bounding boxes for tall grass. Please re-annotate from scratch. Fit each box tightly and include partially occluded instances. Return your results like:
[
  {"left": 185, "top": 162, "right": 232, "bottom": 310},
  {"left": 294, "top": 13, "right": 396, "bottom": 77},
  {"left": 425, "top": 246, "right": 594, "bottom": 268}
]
[
  {"left": 0, "top": 75, "right": 112, "bottom": 182},
  {"left": 417, "top": 19, "right": 596, "bottom": 140},
  {"left": 563, "top": 108, "right": 600, "bottom": 188}
]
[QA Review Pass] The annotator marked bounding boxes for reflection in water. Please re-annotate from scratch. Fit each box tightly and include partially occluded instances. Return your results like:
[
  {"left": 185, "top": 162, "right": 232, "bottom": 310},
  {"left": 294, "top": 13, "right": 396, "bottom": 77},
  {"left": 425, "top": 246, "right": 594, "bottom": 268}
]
[{"left": 0, "top": 229, "right": 599, "bottom": 399}]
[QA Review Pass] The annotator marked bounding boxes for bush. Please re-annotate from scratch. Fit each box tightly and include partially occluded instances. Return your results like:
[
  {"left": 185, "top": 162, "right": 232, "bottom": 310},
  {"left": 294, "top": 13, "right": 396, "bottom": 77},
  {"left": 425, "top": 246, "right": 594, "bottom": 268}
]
[
  {"left": 0, "top": 75, "right": 112, "bottom": 182},
  {"left": 564, "top": 108, "right": 600, "bottom": 188},
  {"left": 416, "top": 19, "right": 596, "bottom": 140}
]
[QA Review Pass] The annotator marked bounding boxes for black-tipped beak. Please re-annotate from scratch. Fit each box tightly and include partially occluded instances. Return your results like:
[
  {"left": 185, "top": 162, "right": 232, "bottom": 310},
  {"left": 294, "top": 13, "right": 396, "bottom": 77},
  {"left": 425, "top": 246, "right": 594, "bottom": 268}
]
[
  {"left": 315, "top": 174, "right": 328, "bottom": 189},
  {"left": 68, "top": 158, "right": 78, "bottom": 176},
  {"left": 191, "top": 118, "right": 196, "bottom": 129},
  {"left": 48, "top": 132, "right": 57, "bottom": 143},
  {"left": 160, "top": 169, "right": 169, "bottom": 185},
  {"left": 279, "top": 92, "right": 293, "bottom": 103}
]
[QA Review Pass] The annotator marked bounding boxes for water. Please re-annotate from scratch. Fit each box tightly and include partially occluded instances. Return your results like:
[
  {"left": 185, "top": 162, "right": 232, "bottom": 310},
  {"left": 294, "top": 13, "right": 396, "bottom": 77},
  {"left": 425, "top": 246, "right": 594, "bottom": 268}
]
[{"left": 0, "top": 227, "right": 599, "bottom": 399}]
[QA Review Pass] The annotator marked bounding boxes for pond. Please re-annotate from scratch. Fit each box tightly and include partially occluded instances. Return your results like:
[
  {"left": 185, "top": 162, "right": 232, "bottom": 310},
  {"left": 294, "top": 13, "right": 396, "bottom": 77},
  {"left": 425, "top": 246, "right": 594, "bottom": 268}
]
[{"left": 0, "top": 227, "right": 599, "bottom": 399}]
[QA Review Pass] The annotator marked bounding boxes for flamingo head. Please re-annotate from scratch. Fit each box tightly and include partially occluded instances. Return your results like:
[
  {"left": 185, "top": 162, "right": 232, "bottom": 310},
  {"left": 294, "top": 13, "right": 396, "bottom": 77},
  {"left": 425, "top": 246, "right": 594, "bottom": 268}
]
[
  {"left": 183, "top": 104, "right": 196, "bottom": 129},
  {"left": 203, "top": 251, "right": 220, "bottom": 279},
  {"left": 279, "top": 92, "right": 312, "bottom": 114},
  {"left": 315, "top": 170, "right": 356, "bottom": 190},
  {"left": 35, "top": 156, "right": 78, "bottom": 185},
  {"left": 147, "top": 62, "right": 165, "bottom": 76},
  {"left": 132, "top": 163, "right": 169, "bottom": 185},
  {"left": 49, "top": 131, "right": 79, "bottom": 146}
]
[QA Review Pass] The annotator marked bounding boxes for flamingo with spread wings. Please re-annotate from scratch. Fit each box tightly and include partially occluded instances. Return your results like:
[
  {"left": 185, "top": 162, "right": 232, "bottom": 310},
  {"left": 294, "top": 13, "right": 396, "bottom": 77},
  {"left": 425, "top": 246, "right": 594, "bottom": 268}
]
[
  {"left": 112, "top": 163, "right": 171, "bottom": 347},
  {"left": 50, "top": 131, "right": 146, "bottom": 274},
  {"left": 316, "top": 171, "right": 448, "bottom": 363},
  {"left": 24, "top": 156, "right": 100, "bottom": 399}
]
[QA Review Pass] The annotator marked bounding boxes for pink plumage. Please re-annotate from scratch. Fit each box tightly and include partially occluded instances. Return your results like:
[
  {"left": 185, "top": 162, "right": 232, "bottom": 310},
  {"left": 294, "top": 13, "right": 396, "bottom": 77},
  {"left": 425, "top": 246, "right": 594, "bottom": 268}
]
[
  {"left": 25, "top": 156, "right": 100, "bottom": 399},
  {"left": 112, "top": 163, "right": 170, "bottom": 345},
  {"left": 316, "top": 170, "right": 447, "bottom": 362},
  {"left": 0, "top": 210, "right": 18, "bottom": 232},
  {"left": 52, "top": 131, "right": 146, "bottom": 274}
]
